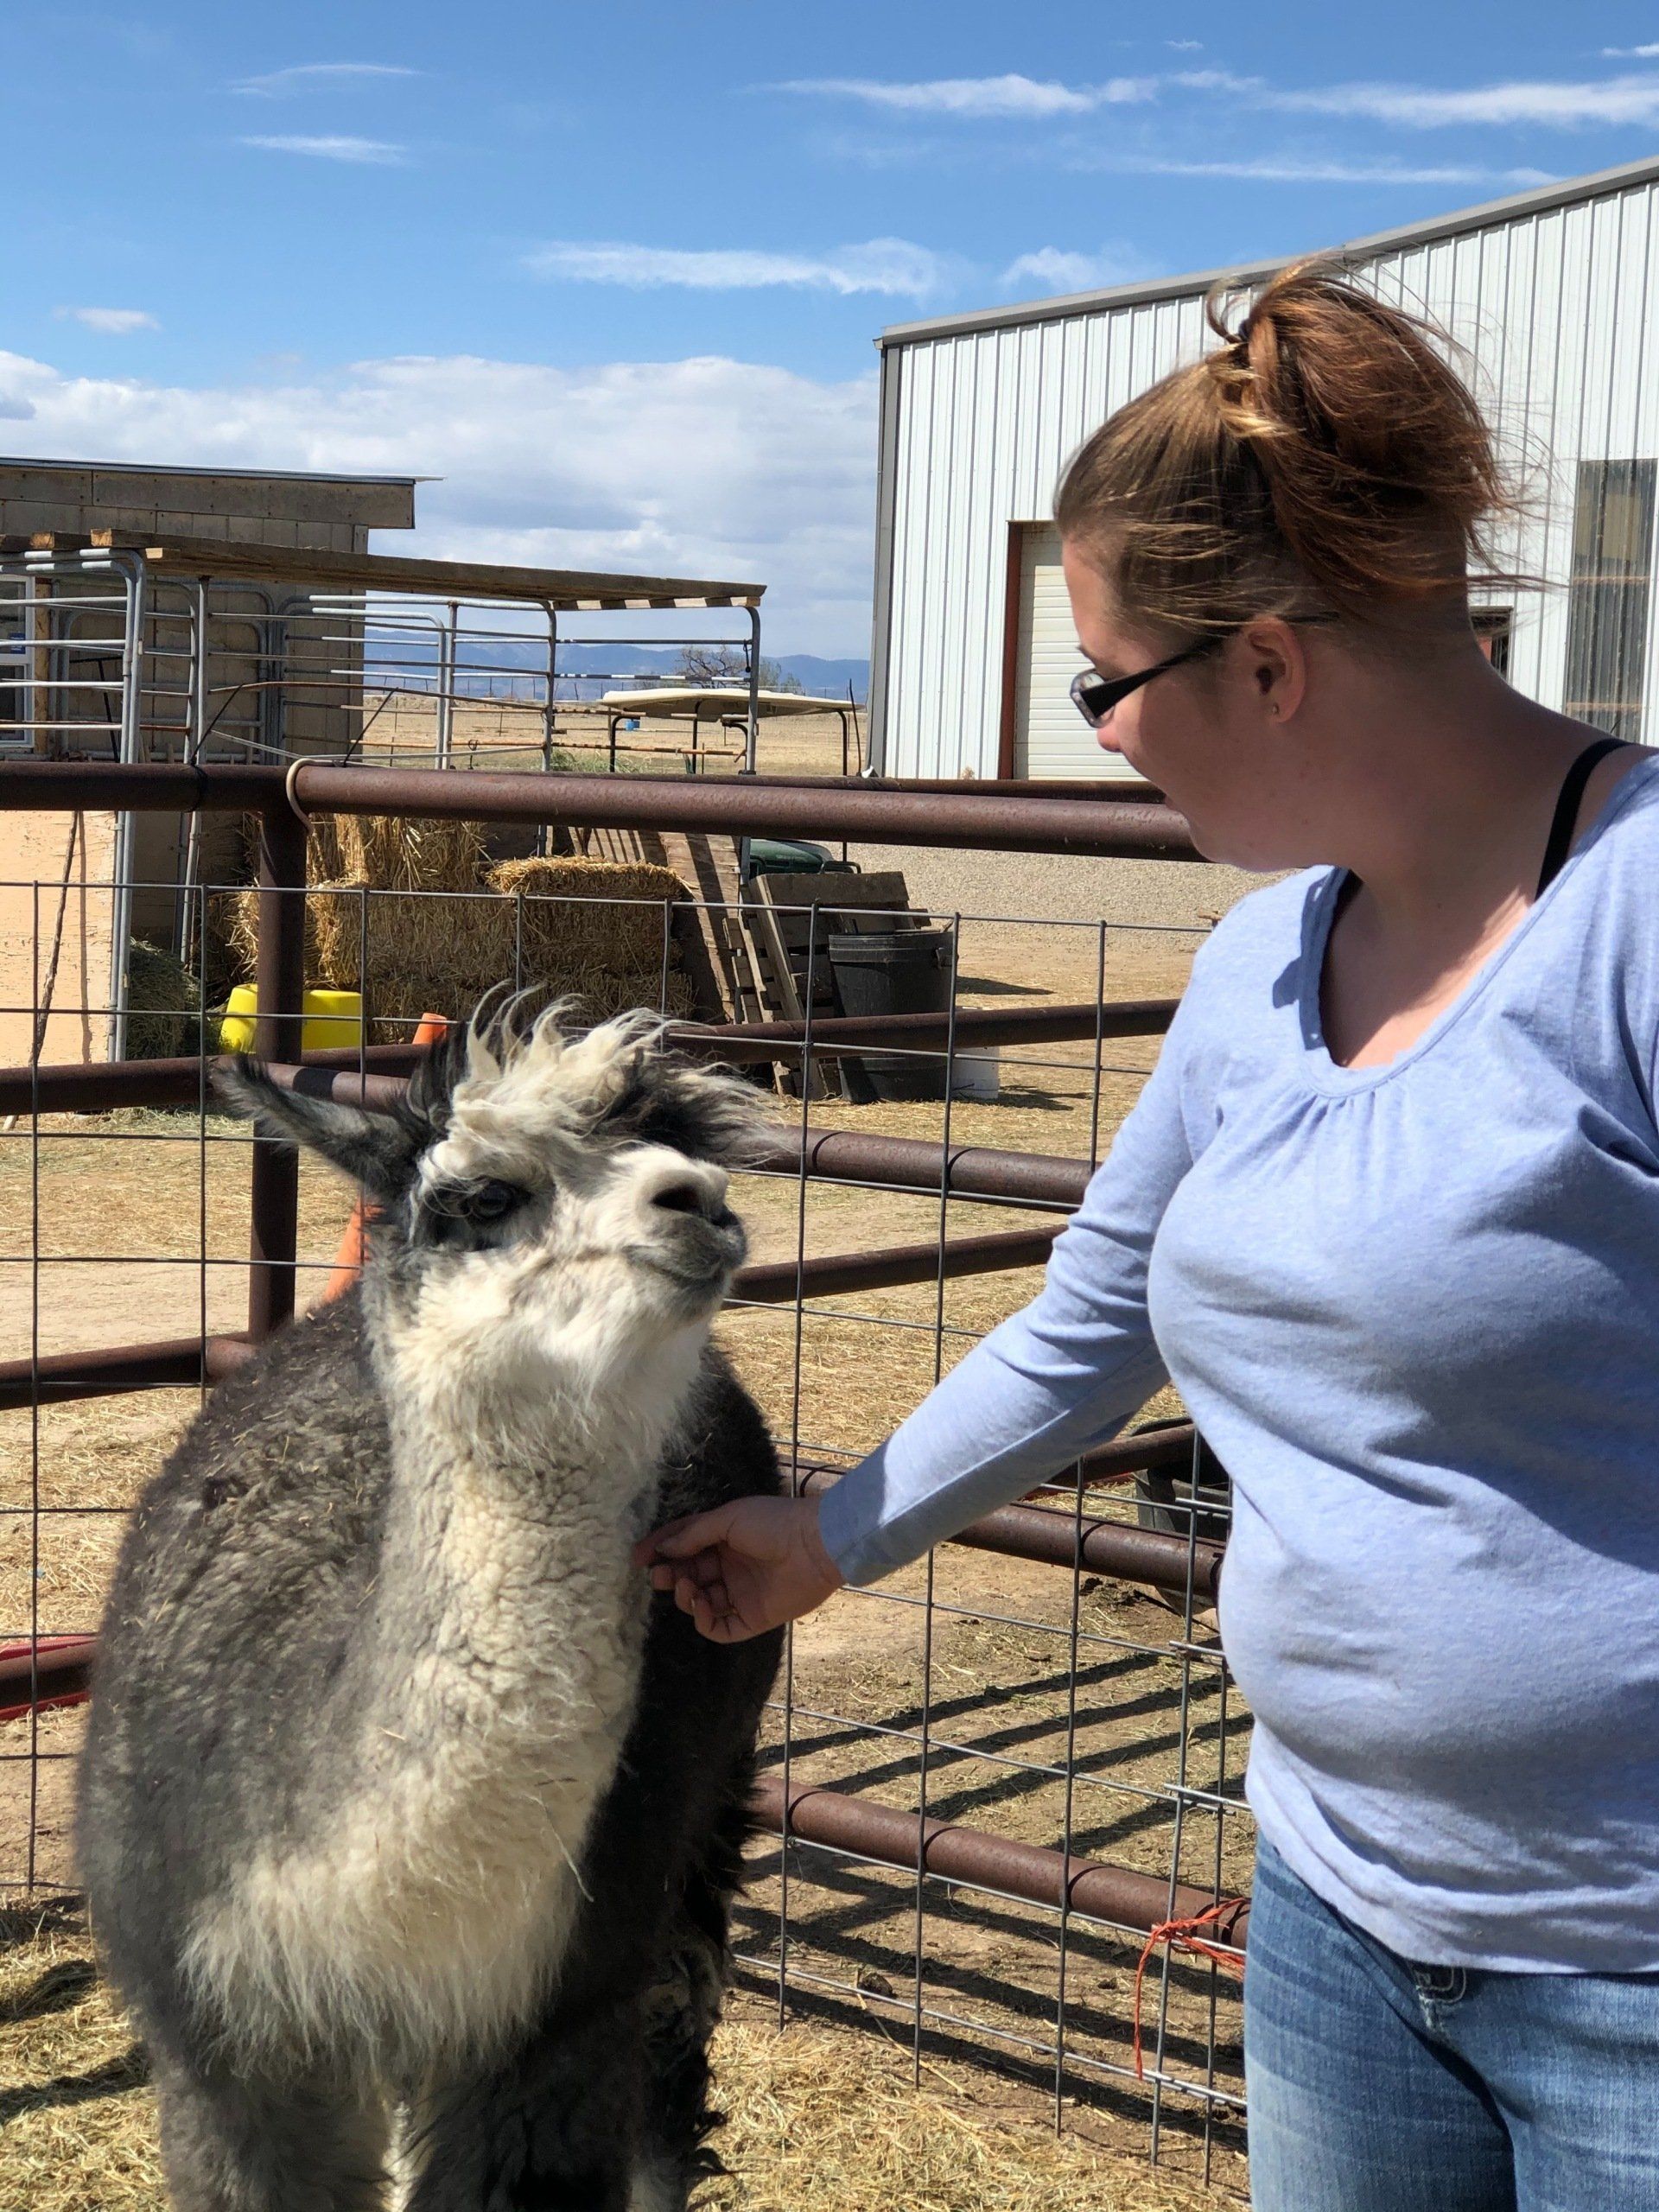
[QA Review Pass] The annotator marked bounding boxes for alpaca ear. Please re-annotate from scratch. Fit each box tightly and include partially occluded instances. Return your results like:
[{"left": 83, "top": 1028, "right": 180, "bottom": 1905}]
[{"left": 215, "top": 1058, "right": 425, "bottom": 1203}]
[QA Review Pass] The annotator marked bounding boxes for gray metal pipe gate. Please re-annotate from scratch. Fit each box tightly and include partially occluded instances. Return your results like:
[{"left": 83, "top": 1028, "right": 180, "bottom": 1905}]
[{"left": 0, "top": 756, "right": 1238, "bottom": 1970}]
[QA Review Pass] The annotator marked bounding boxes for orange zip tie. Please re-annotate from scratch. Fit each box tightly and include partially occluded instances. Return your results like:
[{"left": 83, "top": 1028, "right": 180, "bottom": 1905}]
[{"left": 1131, "top": 1898, "right": 1248, "bottom": 2081}]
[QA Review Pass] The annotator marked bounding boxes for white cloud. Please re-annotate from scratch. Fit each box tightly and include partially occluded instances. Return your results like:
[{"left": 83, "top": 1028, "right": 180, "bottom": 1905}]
[
  {"left": 1000, "top": 246, "right": 1152, "bottom": 293},
  {"left": 1166, "top": 39, "right": 1204, "bottom": 51},
  {"left": 1069, "top": 151, "right": 1556, "bottom": 186},
  {"left": 241, "top": 135, "right": 407, "bottom": 163},
  {"left": 772, "top": 73, "right": 1156, "bottom": 118},
  {"left": 1601, "top": 44, "right": 1659, "bottom": 58},
  {"left": 524, "top": 238, "right": 957, "bottom": 296},
  {"left": 233, "top": 62, "right": 419, "bottom": 96},
  {"left": 783, "top": 62, "right": 1659, "bottom": 134},
  {"left": 0, "top": 347, "right": 877, "bottom": 655},
  {"left": 54, "top": 307, "right": 160, "bottom": 334},
  {"left": 1262, "top": 71, "right": 1659, "bottom": 129}
]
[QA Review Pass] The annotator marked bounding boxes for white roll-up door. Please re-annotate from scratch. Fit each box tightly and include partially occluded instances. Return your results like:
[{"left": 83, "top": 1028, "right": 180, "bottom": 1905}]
[{"left": 1011, "top": 524, "right": 1138, "bottom": 780}]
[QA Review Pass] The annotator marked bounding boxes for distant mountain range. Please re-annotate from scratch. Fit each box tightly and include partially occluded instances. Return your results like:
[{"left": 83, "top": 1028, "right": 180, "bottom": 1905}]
[
  {"left": 551, "top": 645, "right": 868, "bottom": 702},
  {"left": 365, "top": 632, "right": 868, "bottom": 704}
]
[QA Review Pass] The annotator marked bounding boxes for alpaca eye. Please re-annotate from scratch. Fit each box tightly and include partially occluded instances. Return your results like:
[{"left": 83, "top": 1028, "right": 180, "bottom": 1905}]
[{"left": 466, "top": 1179, "right": 527, "bottom": 1223}]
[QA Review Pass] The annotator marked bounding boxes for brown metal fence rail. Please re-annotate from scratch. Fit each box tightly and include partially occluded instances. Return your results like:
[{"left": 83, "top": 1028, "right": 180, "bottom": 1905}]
[{"left": 0, "top": 760, "right": 1248, "bottom": 2184}]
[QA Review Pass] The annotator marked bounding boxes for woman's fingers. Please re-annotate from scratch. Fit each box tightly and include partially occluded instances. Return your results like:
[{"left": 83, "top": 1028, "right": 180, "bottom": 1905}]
[
  {"left": 632, "top": 1513, "right": 697, "bottom": 1569},
  {"left": 674, "top": 1570, "right": 728, "bottom": 1618},
  {"left": 651, "top": 1547, "right": 722, "bottom": 1594},
  {"left": 636, "top": 1496, "right": 840, "bottom": 1644},
  {"left": 635, "top": 1506, "right": 734, "bottom": 1567}
]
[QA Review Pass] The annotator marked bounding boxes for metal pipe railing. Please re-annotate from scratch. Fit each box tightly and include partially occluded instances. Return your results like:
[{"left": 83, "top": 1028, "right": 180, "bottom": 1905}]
[
  {"left": 0, "top": 759, "right": 1201, "bottom": 861},
  {"left": 751, "top": 1773, "right": 1248, "bottom": 1948},
  {"left": 0, "top": 1332, "right": 251, "bottom": 1412},
  {"left": 251, "top": 1063, "right": 1097, "bottom": 1209},
  {"left": 0, "top": 994, "right": 1175, "bottom": 1118},
  {"left": 248, "top": 805, "right": 308, "bottom": 1338}
]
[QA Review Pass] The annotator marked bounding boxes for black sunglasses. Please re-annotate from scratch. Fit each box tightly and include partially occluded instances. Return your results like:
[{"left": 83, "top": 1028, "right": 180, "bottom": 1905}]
[
  {"left": 1070, "top": 614, "right": 1338, "bottom": 729},
  {"left": 1068, "top": 635, "right": 1225, "bottom": 729}
]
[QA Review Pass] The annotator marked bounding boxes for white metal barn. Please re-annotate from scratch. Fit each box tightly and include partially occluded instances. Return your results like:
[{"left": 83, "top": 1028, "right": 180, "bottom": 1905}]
[{"left": 868, "top": 152, "right": 1659, "bottom": 780}]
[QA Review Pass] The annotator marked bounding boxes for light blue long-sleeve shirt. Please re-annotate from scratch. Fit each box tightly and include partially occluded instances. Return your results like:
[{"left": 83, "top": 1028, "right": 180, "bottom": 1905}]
[{"left": 819, "top": 751, "right": 1659, "bottom": 1974}]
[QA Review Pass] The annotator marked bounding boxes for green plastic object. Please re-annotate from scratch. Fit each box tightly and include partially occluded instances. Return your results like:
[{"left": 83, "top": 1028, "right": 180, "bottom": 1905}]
[{"left": 745, "top": 836, "right": 856, "bottom": 879}]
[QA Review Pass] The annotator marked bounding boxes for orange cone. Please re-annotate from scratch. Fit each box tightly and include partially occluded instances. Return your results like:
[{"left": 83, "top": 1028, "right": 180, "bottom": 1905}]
[{"left": 322, "top": 1013, "right": 449, "bottom": 1300}]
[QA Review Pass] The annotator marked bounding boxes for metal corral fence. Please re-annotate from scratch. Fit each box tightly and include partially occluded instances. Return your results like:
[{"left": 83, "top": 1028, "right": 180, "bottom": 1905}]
[{"left": 0, "top": 760, "right": 1249, "bottom": 2186}]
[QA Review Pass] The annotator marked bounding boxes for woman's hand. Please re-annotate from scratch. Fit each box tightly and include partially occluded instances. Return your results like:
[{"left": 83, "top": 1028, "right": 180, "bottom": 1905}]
[{"left": 632, "top": 1495, "right": 844, "bottom": 1643}]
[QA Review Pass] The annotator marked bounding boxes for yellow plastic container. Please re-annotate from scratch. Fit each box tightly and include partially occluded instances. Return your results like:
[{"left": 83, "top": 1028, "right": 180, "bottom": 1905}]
[{"left": 219, "top": 987, "right": 364, "bottom": 1056}]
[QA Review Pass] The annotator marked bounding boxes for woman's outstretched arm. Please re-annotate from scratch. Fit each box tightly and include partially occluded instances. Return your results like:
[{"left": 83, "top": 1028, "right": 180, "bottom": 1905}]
[{"left": 636, "top": 940, "right": 1222, "bottom": 1639}]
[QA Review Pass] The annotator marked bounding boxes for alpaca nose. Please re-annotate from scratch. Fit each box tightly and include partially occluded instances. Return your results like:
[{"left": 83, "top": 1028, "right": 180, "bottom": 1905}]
[{"left": 642, "top": 1159, "right": 730, "bottom": 1224}]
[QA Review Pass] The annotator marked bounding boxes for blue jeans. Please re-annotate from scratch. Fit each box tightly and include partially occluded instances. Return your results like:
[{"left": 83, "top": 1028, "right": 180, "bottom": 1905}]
[{"left": 1245, "top": 1839, "right": 1659, "bottom": 2211}]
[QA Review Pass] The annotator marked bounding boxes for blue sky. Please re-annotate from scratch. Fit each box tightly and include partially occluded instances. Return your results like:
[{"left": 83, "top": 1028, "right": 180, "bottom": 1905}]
[{"left": 8, "top": 2, "right": 1659, "bottom": 650}]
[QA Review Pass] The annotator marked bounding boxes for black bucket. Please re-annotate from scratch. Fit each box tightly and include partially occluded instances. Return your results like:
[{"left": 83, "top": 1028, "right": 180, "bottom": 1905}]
[
  {"left": 1131, "top": 1418, "right": 1233, "bottom": 1547},
  {"left": 825, "top": 929, "right": 952, "bottom": 1101}
]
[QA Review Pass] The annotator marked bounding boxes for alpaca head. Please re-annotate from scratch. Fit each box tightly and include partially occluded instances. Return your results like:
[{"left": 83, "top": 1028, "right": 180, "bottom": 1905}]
[{"left": 219, "top": 1001, "right": 766, "bottom": 1419}]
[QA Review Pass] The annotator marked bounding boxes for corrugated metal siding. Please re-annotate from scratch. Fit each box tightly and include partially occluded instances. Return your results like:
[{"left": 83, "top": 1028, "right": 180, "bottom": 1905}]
[{"left": 880, "top": 179, "right": 1659, "bottom": 778}]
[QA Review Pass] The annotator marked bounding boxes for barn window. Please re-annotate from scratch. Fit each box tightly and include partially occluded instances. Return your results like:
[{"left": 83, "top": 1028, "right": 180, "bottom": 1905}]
[{"left": 1564, "top": 460, "right": 1656, "bottom": 741}]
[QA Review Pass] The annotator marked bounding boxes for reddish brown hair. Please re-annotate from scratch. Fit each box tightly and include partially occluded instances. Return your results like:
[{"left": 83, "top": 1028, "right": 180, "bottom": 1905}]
[{"left": 1053, "top": 257, "right": 1522, "bottom": 640}]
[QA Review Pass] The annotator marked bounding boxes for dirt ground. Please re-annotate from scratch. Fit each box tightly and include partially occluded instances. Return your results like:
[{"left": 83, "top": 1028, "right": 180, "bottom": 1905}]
[{"left": 0, "top": 741, "right": 1255, "bottom": 2200}]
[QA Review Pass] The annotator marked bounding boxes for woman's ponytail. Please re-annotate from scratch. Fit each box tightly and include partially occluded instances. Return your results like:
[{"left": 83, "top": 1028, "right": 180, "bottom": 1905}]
[{"left": 1055, "top": 257, "right": 1522, "bottom": 639}]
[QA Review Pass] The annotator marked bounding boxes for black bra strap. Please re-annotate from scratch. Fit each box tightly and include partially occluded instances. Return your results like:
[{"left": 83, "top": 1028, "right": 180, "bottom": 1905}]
[{"left": 1536, "top": 736, "right": 1629, "bottom": 896}]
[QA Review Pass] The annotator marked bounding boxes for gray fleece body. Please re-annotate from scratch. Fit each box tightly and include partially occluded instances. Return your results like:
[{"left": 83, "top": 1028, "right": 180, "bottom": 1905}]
[{"left": 79, "top": 1286, "right": 781, "bottom": 2211}]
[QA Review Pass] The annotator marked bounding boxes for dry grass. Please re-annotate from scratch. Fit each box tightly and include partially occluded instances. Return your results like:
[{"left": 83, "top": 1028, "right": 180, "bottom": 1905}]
[
  {"left": 0, "top": 1906, "right": 1233, "bottom": 2212},
  {"left": 0, "top": 1900, "right": 156, "bottom": 2212},
  {"left": 707, "top": 1991, "right": 1230, "bottom": 2211}
]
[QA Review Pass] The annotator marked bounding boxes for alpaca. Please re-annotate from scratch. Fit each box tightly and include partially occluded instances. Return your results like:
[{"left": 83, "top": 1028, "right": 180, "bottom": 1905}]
[{"left": 79, "top": 1002, "right": 784, "bottom": 2212}]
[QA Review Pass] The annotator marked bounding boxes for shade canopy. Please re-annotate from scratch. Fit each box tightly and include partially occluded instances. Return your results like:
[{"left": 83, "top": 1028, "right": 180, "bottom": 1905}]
[
  {"left": 2, "top": 530, "right": 765, "bottom": 612},
  {"left": 596, "top": 686, "right": 853, "bottom": 717}
]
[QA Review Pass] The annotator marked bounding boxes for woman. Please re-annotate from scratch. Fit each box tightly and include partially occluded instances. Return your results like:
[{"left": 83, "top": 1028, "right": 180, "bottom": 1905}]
[{"left": 638, "top": 260, "right": 1659, "bottom": 2209}]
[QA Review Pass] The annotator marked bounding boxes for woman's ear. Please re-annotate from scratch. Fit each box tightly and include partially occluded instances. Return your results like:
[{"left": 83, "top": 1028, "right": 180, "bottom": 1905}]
[
  {"left": 215, "top": 1058, "right": 425, "bottom": 1205},
  {"left": 1238, "top": 617, "right": 1307, "bottom": 721}
]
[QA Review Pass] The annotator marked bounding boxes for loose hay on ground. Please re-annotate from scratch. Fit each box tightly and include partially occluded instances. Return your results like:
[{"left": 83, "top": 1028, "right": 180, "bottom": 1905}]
[
  {"left": 0, "top": 1902, "right": 156, "bottom": 2212},
  {"left": 0, "top": 1911, "right": 1230, "bottom": 2212}
]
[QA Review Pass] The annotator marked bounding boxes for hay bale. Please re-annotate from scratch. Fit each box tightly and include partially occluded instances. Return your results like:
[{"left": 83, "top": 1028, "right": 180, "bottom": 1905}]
[
  {"left": 219, "top": 815, "right": 490, "bottom": 994},
  {"left": 311, "top": 813, "right": 486, "bottom": 893},
  {"left": 217, "top": 844, "right": 699, "bottom": 1038},
  {"left": 125, "top": 942, "right": 201, "bottom": 1060},
  {"left": 486, "top": 855, "right": 697, "bottom": 1024},
  {"left": 487, "top": 857, "right": 689, "bottom": 969},
  {"left": 309, "top": 884, "right": 516, "bottom": 1016}
]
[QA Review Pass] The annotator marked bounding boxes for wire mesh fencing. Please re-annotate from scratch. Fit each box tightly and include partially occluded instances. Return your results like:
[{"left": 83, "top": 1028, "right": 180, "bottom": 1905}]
[{"left": 0, "top": 770, "right": 1247, "bottom": 2189}]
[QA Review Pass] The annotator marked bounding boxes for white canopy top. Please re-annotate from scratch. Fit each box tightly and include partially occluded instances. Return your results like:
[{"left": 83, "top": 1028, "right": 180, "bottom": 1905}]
[{"left": 596, "top": 686, "right": 855, "bottom": 717}]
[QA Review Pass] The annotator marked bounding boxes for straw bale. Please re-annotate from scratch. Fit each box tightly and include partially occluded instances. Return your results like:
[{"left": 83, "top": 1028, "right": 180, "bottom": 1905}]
[
  {"left": 124, "top": 942, "right": 201, "bottom": 1060},
  {"left": 487, "top": 856, "right": 689, "bottom": 973},
  {"left": 310, "top": 882, "right": 515, "bottom": 1015},
  {"left": 483, "top": 856, "right": 699, "bottom": 1023},
  {"left": 218, "top": 815, "right": 489, "bottom": 994},
  {"left": 309, "top": 812, "right": 486, "bottom": 893},
  {"left": 219, "top": 852, "right": 700, "bottom": 1035}
]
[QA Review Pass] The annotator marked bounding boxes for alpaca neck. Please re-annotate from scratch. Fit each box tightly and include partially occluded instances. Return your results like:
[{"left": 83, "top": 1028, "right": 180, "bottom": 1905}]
[{"left": 356, "top": 1301, "right": 705, "bottom": 1734}]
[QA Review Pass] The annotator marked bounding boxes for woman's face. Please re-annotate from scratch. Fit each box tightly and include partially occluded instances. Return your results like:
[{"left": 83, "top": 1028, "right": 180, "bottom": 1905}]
[{"left": 1060, "top": 537, "right": 1315, "bottom": 869}]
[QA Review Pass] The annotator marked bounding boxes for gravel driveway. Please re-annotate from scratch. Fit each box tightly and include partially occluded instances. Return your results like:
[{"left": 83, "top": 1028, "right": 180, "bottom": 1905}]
[{"left": 845, "top": 841, "right": 1272, "bottom": 932}]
